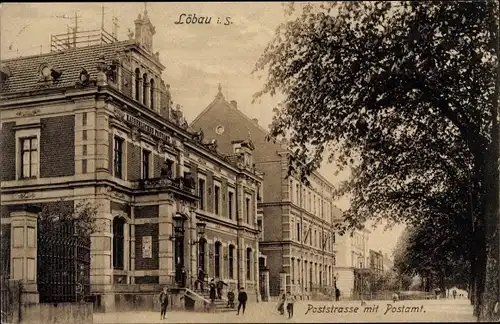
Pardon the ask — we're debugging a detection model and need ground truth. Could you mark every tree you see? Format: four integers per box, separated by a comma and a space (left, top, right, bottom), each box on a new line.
253, 1, 499, 320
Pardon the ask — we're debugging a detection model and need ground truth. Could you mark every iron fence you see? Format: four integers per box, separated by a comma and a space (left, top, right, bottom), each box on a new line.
37, 221, 90, 303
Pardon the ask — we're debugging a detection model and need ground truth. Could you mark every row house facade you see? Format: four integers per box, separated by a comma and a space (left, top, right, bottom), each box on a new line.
0, 10, 262, 312
190, 89, 343, 299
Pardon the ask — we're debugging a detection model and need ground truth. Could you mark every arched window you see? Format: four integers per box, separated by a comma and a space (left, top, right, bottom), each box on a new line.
214, 241, 221, 278
134, 68, 140, 101
228, 245, 235, 279
246, 248, 252, 280
113, 217, 126, 270
142, 73, 148, 105
198, 238, 206, 272
150, 78, 155, 109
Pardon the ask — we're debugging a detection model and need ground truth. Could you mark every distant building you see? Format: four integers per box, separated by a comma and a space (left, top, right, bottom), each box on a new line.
369, 250, 384, 277
0, 9, 261, 312
191, 88, 371, 300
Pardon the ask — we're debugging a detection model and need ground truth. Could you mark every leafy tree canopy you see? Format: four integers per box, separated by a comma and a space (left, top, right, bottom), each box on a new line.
254, 1, 497, 233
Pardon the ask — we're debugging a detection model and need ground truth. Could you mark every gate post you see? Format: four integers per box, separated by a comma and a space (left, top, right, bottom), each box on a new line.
9, 205, 41, 304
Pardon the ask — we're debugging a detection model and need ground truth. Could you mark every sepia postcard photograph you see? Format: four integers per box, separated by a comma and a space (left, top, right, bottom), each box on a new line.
0, 1, 499, 323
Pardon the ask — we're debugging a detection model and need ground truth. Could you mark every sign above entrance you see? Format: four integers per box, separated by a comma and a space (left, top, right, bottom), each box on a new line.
114, 107, 173, 145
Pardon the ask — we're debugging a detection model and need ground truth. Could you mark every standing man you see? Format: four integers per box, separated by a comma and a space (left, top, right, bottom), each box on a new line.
335, 287, 341, 302
158, 286, 169, 320
237, 287, 248, 315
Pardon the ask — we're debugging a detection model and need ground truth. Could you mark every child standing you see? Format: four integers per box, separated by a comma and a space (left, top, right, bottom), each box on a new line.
227, 287, 235, 308
158, 286, 169, 320
285, 292, 296, 318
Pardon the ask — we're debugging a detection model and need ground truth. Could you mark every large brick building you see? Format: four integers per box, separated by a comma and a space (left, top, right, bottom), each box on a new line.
0, 10, 262, 311
191, 90, 345, 299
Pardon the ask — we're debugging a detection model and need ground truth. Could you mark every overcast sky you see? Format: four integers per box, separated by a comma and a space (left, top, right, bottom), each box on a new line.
1, 2, 405, 257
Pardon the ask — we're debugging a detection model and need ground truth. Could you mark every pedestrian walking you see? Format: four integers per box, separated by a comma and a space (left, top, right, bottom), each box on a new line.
158, 286, 169, 320
284, 292, 296, 318
216, 277, 228, 299
392, 291, 399, 303
236, 287, 248, 315
452, 289, 457, 299
335, 288, 341, 302
209, 281, 217, 304
227, 287, 235, 308
277, 292, 285, 315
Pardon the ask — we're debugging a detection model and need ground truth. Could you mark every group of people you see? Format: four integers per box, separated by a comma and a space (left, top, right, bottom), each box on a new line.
277, 292, 297, 318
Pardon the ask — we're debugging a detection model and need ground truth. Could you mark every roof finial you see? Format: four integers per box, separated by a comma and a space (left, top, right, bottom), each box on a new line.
216, 83, 224, 99
144, 2, 148, 15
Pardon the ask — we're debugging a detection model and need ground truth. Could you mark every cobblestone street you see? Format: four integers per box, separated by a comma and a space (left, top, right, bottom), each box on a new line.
94, 298, 475, 323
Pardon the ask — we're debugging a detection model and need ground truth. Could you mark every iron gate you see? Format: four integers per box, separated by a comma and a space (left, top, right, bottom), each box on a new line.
37, 221, 91, 303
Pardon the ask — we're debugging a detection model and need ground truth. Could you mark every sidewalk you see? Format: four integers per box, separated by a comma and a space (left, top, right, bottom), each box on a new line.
94, 299, 477, 323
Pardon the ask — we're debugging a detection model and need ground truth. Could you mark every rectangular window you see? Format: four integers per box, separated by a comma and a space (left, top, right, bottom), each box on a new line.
20, 137, 38, 179
82, 130, 87, 141
142, 149, 151, 179
214, 185, 220, 215
289, 179, 293, 201
114, 137, 124, 179
246, 248, 251, 280
82, 144, 87, 156
296, 184, 299, 206
229, 246, 234, 279
228, 191, 234, 220
198, 178, 206, 210
297, 223, 301, 242
82, 159, 87, 174
246, 198, 250, 224
82, 112, 88, 126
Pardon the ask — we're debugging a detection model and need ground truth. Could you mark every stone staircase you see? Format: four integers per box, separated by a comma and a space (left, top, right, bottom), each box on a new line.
185, 288, 236, 313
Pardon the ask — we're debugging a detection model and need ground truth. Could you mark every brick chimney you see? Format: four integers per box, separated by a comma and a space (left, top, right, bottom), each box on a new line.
230, 100, 237, 109
252, 118, 258, 125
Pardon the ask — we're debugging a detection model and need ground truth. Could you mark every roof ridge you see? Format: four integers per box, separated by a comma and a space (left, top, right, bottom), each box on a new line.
1, 39, 132, 63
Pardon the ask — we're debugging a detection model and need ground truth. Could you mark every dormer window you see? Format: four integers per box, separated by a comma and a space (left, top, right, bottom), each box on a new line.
39, 63, 52, 81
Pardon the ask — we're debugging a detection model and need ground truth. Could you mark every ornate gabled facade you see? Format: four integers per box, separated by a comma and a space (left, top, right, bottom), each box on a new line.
0, 10, 262, 312
191, 88, 345, 300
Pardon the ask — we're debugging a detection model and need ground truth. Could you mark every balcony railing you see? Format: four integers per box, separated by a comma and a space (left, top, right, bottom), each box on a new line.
134, 176, 197, 198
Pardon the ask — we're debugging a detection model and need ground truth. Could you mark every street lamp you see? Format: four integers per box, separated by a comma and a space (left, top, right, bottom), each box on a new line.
196, 222, 206, 238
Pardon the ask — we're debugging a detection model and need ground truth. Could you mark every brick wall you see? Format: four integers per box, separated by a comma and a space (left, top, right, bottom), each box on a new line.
262, 205, 283, 241
1, 223, 11, 276
135, 223, 159, 270
127, 142, 141, 181
0, 122, 15, 181
134, 205, 158, 219
154, 154, 162, 178
40, 115, 75, 177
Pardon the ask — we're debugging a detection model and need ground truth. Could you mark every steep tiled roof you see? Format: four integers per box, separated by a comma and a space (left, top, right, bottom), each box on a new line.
1, 40, 133, 94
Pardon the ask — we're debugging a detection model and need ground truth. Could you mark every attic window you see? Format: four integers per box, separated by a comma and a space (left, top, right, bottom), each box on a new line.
39, 64, 52, 81
38, 63, 62, 82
